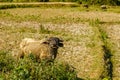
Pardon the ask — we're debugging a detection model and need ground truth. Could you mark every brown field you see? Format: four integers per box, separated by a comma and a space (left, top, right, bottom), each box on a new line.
0, 4, 120, 80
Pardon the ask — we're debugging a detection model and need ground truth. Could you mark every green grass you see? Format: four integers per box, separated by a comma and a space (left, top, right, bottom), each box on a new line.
0, 50, 77, 80
0, 2, 80, 9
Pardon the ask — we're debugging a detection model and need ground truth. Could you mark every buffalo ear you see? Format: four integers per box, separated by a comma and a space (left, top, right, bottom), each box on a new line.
42, 41, 49, 44
58, 43, 63, 47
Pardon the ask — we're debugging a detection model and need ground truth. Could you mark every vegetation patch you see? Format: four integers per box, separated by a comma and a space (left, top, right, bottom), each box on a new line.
0, 2, 80, 9
0, 50, 77, 80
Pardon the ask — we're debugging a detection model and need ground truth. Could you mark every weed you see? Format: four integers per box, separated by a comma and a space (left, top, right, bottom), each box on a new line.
89, 18, 100, 27
38, 24, 51, 34
0, 50, 15, 73
0, 50, 77, 80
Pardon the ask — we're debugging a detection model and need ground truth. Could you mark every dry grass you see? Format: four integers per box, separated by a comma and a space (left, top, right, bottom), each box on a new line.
0, 6, 120, 79
0, 7, 120, 23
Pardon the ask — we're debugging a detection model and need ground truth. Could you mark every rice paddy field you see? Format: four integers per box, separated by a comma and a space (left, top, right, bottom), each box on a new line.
0, 2, 120, 80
